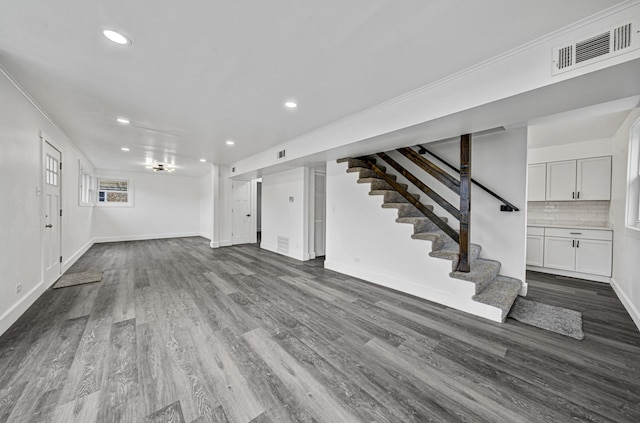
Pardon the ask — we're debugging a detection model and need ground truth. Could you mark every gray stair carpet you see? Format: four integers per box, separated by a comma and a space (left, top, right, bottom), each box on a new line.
343, 157, 522, 322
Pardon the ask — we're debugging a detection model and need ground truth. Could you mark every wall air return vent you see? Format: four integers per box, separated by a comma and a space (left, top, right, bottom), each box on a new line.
552, 18, 640, 75
277, 149, 286, 159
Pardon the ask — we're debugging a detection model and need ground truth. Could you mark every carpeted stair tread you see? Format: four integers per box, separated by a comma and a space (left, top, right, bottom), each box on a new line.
430, 243, 482, 268
450, 258, 501, 293
472, 276, 522, 322
370, 190, 420, 204
350, 168, 397, 181
359, 178, 409, 191
382, 203, 433, 218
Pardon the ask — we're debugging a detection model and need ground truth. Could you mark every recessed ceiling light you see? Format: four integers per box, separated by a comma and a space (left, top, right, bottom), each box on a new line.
284, 101, 297, 109
117, 117, 130, 124
121, 147, 130, 152
225, 140, 235, 146
102, 29, 131, 45
199, 158, 207, 162
146, 166, 153, 169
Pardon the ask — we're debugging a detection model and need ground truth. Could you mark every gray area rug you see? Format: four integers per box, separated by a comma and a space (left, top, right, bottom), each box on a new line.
508, 297, 584, 340
53, 271, 103, 289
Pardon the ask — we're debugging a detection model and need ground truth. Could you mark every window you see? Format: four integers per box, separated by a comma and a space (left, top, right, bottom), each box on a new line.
79, 163, 94, 206
45, 154, 59, 186
96, 177, 133, 206
627, 117, 640, 230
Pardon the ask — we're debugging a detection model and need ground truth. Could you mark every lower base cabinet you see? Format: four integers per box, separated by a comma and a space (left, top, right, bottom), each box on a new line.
529, 226, 613, 279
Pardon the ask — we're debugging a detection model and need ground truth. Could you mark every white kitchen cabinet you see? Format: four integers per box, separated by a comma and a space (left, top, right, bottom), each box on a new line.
545, 160, 576, 201
576, 156, 612, 200
527, 163, 547, 202
574, 238, 613, 277
545, 156, 611, 201
542, 228, 612, 277
526, 227, 544, 266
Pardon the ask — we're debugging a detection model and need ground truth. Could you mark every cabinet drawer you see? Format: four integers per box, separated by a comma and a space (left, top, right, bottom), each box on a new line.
527, 226, 544, 236
544, 227, 612, 241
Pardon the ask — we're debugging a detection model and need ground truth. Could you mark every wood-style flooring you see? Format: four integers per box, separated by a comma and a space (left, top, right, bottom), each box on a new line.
0, 237, 639, 422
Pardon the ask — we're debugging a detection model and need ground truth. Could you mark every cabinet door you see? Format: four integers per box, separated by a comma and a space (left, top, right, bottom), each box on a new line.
526, 235, 544, 266
544, 236, 575, 271
546, 160, 577, 201
576, 156, 611, 200
575, 239, 612, 277
527, 163, 547, 201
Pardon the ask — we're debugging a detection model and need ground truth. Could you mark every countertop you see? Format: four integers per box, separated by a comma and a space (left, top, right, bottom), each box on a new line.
527, 223, 613, 231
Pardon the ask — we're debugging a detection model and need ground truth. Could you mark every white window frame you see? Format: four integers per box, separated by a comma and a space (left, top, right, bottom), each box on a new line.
78, 162, 94, 207
626, 117, 640, 230
95, 177, 134, 207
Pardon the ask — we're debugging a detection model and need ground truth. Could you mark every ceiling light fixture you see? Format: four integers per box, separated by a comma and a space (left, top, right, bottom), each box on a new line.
121, 147, 130, 152
102, 29, 131, 45
199, 158, 207, 162
117, 117, 130, 124
225, 140, 235, 146
284, 101, 297, 109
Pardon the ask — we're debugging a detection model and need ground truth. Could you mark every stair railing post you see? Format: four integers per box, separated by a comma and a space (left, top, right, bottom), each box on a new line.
459, 134, 471, 273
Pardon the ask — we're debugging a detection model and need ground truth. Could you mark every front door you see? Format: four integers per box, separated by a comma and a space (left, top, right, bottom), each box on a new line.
232, 180, 251, 244
42, 140, 62, 285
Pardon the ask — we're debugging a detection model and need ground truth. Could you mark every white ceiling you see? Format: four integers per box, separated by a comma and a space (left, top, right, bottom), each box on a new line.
0, 0, 627, 176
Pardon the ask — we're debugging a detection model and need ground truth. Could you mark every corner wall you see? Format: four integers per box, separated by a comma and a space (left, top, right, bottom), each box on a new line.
610, 108, 640, 329
0, 68, 94, 335
92, 169, 200, 242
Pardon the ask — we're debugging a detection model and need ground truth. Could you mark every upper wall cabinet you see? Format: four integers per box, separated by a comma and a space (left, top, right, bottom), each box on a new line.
527, 163, 547, 201
545, 156, 611, 201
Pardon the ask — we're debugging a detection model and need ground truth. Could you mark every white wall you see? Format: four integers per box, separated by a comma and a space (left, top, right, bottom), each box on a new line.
92, 169, 200, 242
610, 108, 640, 330
200, 169, 213, 240
261, 167, 310, 260
0, 68, 94, 335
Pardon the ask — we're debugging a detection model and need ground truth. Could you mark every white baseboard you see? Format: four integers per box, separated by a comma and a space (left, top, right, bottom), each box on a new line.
63, 239, 94, 273
610, 278, 640, 331
93, 232, 201, 243
0, 279, 47, 336
199, 232, 212, 241
526, 265, 610, 283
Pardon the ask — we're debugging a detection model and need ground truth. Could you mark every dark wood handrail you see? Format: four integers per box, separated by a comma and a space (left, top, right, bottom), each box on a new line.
417, 144, 519, 212
396, 147, 460, 195
358, 157, 460, 244
376, 152, 461, 221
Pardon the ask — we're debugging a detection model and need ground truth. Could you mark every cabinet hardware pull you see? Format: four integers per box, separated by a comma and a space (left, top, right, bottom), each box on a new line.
569, 232, 582, 235
577, 191, 580, 199
572, 240, 575, 247
576, 240, 580, 248
572, 192, 575, 199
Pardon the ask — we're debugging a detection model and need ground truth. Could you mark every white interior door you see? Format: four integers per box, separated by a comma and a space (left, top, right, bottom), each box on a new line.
43, 140, 62, 285
232, 180, 251, 244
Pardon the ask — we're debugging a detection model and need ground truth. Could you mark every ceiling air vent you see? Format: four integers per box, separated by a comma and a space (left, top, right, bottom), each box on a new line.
552, 18, 640, 75
277, 149, 286, 159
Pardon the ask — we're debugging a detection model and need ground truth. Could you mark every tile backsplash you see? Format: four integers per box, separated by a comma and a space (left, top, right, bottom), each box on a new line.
527, 201, 610, 227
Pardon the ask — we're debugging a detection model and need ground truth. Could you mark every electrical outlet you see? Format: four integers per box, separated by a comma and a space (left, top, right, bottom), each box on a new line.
16, 283, 22, 294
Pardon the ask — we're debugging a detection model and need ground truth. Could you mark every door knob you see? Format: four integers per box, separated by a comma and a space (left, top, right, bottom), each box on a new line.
45, 224, 53, 228
246, 214, 251, 217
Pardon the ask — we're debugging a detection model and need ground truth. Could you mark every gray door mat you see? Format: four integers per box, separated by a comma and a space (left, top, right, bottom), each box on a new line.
508, 297, 584, 340
53, 271, 103, 289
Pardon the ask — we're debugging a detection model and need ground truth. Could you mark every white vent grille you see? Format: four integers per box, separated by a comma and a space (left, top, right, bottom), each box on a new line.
277, 236, 290, 254
575, 32, 610, 63
557, 45, 573, 70
613, 23, 632, 51
552, 18, 639, 75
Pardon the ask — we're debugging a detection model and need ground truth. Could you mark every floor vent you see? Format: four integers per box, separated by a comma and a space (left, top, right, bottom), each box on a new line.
277, 236, 290, 255
552, 18, 639, 75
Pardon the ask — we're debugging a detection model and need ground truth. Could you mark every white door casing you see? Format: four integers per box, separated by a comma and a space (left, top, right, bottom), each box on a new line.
232, 180, 251, 244
42, 139, 62, 285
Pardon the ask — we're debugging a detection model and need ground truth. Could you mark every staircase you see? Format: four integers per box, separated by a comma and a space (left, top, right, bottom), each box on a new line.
337, 156, 522, 322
